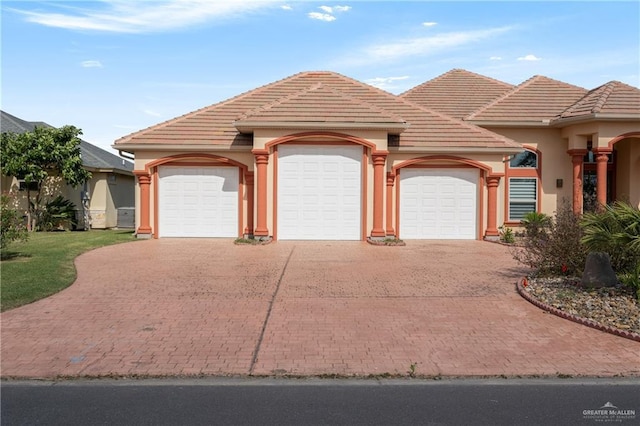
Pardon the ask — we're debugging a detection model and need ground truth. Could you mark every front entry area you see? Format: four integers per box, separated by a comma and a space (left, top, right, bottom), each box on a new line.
399, 168, 478, 239
277, 145, 362, 240
158, 166, 239, 237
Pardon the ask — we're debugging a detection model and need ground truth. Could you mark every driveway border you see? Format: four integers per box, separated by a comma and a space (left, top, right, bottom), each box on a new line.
517, 278, 640, 342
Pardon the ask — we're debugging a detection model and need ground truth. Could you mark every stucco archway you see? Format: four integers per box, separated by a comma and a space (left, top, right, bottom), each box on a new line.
134, 153, 251, 238
391, 155, 503, 240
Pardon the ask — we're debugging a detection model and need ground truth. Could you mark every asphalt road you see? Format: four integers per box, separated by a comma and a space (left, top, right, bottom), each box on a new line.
2, 378, 639, 425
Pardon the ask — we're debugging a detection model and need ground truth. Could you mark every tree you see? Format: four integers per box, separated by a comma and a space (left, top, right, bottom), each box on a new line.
0, 125, 91, 231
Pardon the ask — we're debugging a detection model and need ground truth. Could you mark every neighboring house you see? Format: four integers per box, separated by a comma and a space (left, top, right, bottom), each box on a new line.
1, 110, 135, 229
114, 70, 640, 240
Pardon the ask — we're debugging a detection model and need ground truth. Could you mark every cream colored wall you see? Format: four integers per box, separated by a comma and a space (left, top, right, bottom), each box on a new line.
629, 139, 640, 208
615, 138, 640, 208
484, 127, 573, 218
251, 129, 389, 151
88, 173, 109, 228
561, 121, 640, 150
1, 171, 134, 229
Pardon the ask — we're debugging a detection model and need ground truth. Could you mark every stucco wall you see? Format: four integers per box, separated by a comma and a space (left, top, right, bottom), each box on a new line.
483, 127, 573, 218
2, 172, 133, 230
615, 138, 640, 208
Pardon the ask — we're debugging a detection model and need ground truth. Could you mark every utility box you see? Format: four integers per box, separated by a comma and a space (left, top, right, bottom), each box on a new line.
117, 207, 135, 229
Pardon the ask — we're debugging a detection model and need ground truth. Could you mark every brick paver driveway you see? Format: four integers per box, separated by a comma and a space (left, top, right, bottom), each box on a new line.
2, 240, 638, 378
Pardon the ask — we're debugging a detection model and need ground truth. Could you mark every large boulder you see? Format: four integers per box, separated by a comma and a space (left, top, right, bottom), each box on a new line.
581, 252, 618, 288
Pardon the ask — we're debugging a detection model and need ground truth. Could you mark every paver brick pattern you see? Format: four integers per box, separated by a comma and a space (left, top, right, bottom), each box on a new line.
1, 240, 638, 379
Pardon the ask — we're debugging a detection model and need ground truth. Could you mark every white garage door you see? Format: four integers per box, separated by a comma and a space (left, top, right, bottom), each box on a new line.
278, 145, 361, 240
158, 166, 239, 237
400, 168, 477, 239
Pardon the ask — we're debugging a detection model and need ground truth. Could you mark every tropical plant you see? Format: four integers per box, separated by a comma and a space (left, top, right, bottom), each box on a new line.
581, 201, 640, 275
1, 125, 90, 231
0, 194, 28, 250
499, 225, 515, 244
38, 196, 78, 231
520, 211, 550, 238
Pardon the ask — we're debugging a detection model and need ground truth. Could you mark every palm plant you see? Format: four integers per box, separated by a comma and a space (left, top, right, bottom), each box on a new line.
581, 201, 640, 298
37, 196, 78, 231
520, 211, 550, 238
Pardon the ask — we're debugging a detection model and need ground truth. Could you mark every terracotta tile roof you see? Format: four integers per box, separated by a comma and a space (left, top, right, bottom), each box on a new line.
235, 82, 408, 130
400, 69, 514, 119
115, 71, 521, 152
465, 75, 588, 124
554, 81, 640, 121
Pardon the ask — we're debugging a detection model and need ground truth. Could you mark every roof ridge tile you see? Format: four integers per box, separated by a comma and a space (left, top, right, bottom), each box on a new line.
466, 75, 587, 121
237, 81, 407, 124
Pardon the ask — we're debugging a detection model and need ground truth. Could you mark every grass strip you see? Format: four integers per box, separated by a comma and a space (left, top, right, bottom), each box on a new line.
1, 230, 136, 312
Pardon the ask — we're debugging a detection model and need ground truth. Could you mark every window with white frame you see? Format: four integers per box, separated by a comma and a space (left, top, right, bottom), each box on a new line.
509, 178, 537, 221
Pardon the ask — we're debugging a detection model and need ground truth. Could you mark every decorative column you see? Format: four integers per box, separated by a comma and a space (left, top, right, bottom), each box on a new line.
371, 151, 388, 238
252, 149, 270, 237
485, 175, 501, 238
568, 149, 586, 215
385, 172, 395, 236
244, 172, 254, 237
134, 171, 153, 238
595, 149, 611, 208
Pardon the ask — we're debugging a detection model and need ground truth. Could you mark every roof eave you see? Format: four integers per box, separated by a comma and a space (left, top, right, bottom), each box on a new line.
551, 113, 640, 126
84, 166, 134, 176
233, 120, 409, 134
390, 145, 523, 154
465, 119, 553, 128
112, 143, 252, 153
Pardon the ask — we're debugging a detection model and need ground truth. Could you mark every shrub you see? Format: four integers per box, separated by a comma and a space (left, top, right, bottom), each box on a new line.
512, 200, 587, 276
37, 196, 78, 231
1, 193, 29, 250
499, 225, 515, 244
581, 201, 640, 273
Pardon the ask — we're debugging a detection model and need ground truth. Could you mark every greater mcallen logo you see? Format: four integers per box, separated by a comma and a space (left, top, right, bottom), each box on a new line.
583, 402, 636, 422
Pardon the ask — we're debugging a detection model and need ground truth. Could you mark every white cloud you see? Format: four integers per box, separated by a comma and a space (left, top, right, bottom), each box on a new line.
422, 22, 437, 27
354, 27, 513, 64
81, 60, 103, 68
518, 54, 541, 61
142, 109, 162, 117
280, 5, 292, 11
10, 0, 282, 33
490, 56, 502, 61
308, 12, 336, 22
310, 5, 351, 21
364, 76, 410, 90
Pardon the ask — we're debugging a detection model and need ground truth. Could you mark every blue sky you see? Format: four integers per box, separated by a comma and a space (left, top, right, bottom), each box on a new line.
2, 1, 638, 154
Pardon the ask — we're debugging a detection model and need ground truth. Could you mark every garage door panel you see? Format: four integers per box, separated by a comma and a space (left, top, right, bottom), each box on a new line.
278, 146, 361, 240
400, 168, 477, 239
158, 166, 239, 238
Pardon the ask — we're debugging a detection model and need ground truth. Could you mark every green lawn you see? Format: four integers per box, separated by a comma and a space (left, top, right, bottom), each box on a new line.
1, 230, 136, 312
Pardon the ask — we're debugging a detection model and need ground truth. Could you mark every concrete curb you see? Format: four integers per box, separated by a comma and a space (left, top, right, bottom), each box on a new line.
516, 277, 640, 343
